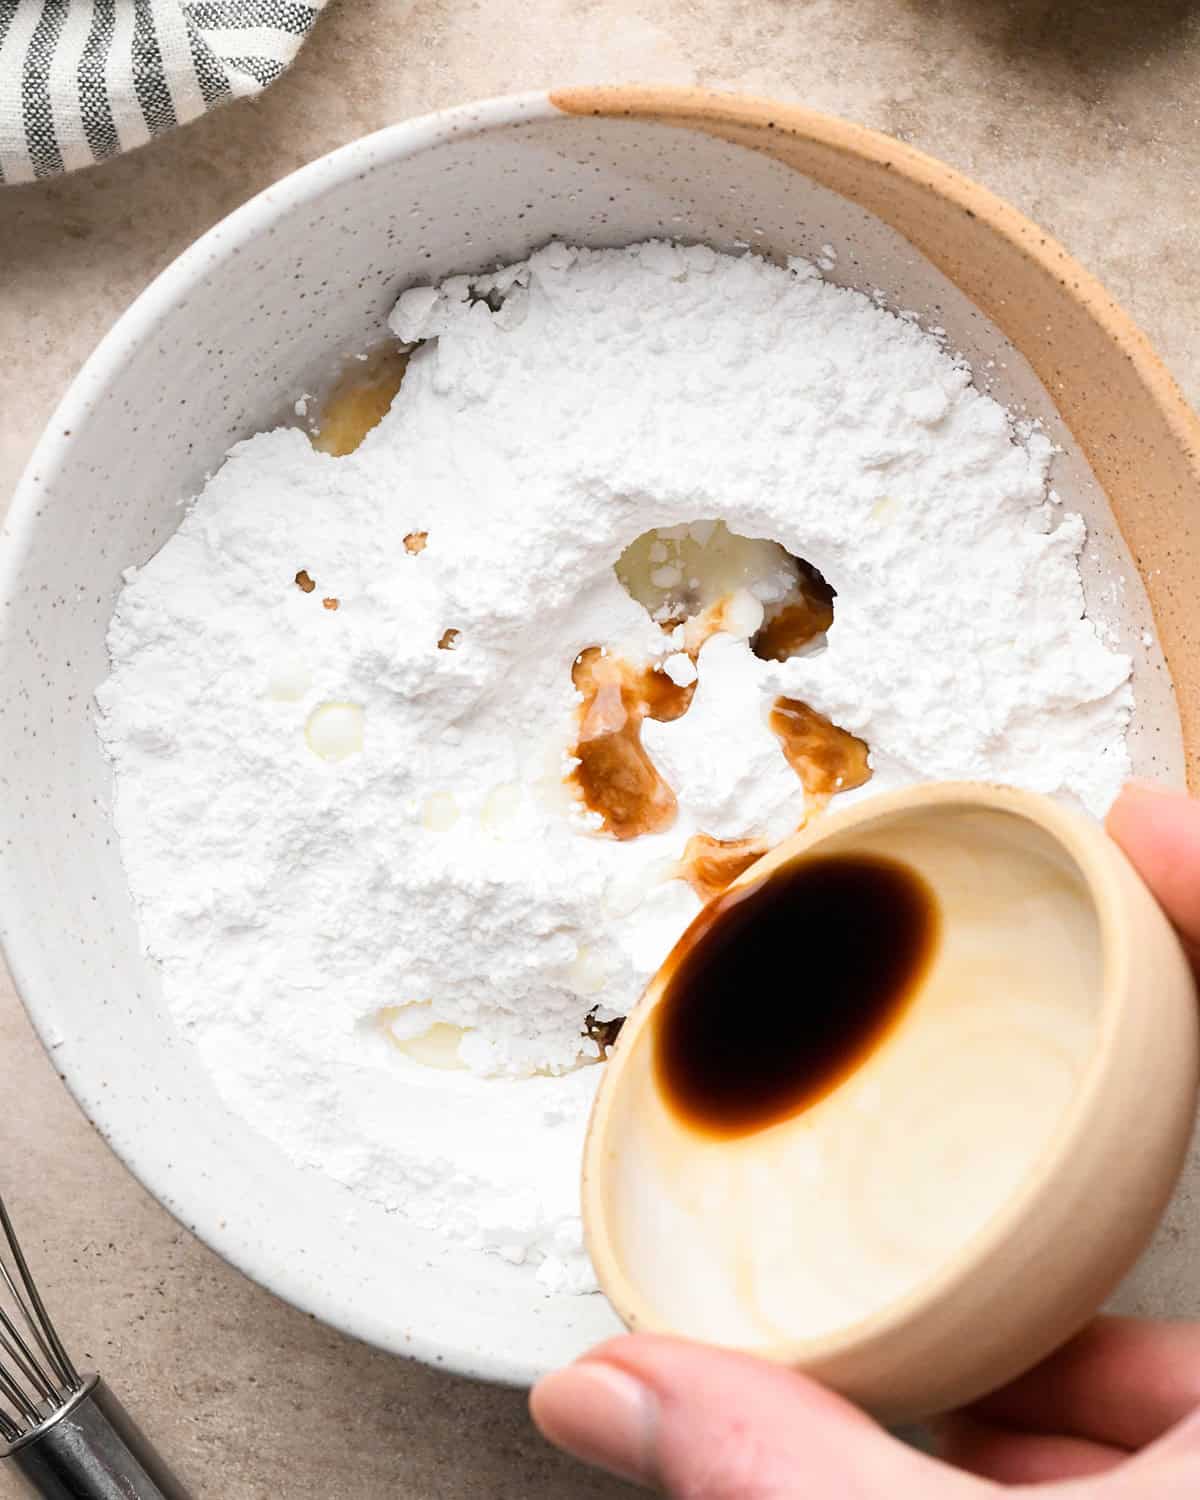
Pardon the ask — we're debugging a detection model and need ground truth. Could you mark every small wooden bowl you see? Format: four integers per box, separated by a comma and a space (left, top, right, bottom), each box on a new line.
583, 782, 1199, 1422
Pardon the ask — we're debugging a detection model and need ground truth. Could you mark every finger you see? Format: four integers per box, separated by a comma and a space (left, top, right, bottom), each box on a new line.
531, 1334, 984, 1497
1106, 782, 1200, 958
967, 1317, 1200, 1451
936, 1413, 1123, 1484
1092, 1409, 1200, 1497
1115, 1403, 1200, 1474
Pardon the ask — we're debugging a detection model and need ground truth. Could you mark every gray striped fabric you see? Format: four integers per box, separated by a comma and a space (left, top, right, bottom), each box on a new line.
0, 0, 324, 184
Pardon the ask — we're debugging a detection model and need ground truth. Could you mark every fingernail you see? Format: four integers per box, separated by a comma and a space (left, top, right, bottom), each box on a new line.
1123, 777, 1182, 797
531, 1360, 658, 1486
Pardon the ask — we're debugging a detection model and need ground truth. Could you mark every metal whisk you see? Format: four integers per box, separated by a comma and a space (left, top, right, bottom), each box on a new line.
0, 1193, 189, 1499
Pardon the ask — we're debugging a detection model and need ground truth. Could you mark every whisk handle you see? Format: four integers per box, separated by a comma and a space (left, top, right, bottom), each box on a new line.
5, 1375, 190, 1500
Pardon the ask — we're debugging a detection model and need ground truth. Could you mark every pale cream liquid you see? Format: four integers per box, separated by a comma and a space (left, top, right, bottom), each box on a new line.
600, 810, 1101, 1346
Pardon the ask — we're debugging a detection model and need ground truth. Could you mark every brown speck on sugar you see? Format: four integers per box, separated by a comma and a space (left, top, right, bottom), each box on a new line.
404, 532, 428, 555
323, 597, 340, 611
295, 569, 316, 593
584, 1008, 624, 1058
438, 628, 461, 650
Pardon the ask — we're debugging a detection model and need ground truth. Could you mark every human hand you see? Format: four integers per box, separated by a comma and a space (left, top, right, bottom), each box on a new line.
530, 780, 1200, 1495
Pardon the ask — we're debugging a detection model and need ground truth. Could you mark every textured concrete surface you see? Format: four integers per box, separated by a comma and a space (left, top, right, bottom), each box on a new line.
3, 0, 1200, 1494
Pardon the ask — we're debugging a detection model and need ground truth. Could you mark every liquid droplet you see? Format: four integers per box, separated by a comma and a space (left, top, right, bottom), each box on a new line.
305, 702, 364, 761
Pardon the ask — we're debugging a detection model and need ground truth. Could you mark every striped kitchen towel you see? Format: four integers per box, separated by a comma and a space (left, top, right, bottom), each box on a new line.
0, 0, 325, 185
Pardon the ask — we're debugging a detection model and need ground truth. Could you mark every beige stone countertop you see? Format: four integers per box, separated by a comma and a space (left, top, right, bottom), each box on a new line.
4, 1, 1200, 1495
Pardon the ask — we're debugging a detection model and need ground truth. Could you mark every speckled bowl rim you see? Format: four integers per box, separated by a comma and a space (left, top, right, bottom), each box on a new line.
551, 85, 1200, 489
4, 86, 1199, 1385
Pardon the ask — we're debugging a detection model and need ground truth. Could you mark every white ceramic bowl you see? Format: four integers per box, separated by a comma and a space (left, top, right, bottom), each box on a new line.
2, 89, 1197, 1387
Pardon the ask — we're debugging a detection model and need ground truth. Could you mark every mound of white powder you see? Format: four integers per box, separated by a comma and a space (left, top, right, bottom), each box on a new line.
96, 242, 1132, 1291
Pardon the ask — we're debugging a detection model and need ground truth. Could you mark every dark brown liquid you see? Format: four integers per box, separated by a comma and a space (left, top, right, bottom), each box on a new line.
743, 561, 869, 805
654, 852, 938, 1139
769, 698, 872, 799
752, 561, 836, 662
675, 832, 768, 903
568, 647, 696, 840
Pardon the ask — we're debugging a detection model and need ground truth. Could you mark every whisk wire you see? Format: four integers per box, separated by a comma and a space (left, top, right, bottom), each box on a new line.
0, 1362, 40, 1427
0, 1195, 79, 1390
0, 1189, 190, 1497
0, 1193, 82, 1442
0, 1305, 59, 1401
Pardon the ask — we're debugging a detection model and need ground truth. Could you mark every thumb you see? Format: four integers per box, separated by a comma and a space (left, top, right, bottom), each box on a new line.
1106, 781, 1200, 962
530, 1334, 985, 1496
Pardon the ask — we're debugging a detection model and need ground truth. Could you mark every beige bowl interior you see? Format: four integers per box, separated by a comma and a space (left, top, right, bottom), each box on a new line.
2, 89, 1199, 1387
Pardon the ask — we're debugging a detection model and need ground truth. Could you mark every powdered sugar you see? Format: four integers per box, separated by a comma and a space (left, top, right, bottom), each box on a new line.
96, 242, 1132, 1292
